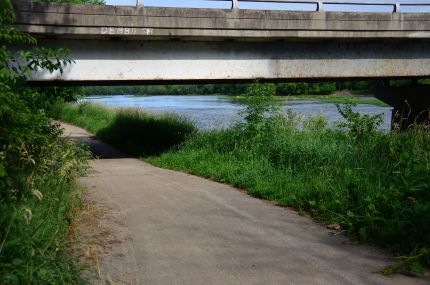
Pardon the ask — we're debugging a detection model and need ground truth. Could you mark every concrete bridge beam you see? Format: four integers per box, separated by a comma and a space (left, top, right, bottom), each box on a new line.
22, 39, 430, 83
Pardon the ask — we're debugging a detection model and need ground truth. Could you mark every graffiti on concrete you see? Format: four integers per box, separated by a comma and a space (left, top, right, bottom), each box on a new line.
101, 27, 154, 35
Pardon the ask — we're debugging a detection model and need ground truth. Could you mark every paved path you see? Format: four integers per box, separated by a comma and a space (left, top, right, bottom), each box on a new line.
61, 122, 429, 285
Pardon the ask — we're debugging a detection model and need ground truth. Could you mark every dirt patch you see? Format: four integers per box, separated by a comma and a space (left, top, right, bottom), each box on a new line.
73, 191, 138, 285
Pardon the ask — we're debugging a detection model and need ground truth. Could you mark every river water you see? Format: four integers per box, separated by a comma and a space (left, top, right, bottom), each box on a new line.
83, 95, 393, 131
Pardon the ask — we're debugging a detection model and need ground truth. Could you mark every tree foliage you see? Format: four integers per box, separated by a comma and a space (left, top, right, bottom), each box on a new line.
80, 81, 384, 96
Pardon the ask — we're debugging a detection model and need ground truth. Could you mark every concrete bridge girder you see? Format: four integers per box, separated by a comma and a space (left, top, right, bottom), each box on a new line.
29, 40, 430, 83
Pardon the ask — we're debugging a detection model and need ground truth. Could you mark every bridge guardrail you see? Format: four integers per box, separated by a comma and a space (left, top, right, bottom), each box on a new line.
135, 0, 430, 13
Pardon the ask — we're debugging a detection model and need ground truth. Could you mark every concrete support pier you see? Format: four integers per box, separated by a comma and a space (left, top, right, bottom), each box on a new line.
375, 85, 430, 129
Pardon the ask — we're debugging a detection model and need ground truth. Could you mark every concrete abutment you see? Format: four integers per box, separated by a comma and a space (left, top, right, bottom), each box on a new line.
375, 84, 430, 130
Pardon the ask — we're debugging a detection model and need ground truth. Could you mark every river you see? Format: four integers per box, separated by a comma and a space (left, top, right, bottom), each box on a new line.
83, 95, 393, 131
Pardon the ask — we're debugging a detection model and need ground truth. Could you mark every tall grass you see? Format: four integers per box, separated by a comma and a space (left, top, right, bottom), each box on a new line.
0, 170, 87, 284
56, 102, 196, 156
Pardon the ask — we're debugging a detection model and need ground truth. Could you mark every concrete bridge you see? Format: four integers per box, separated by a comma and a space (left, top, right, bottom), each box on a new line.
13, 0, 430, 83
12, 0, 430, 126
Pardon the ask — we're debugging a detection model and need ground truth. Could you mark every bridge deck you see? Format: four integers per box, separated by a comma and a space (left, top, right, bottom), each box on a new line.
13, 0, 430, 41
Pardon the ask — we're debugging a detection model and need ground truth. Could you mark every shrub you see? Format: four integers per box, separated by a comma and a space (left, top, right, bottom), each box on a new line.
336, 103, 384, 140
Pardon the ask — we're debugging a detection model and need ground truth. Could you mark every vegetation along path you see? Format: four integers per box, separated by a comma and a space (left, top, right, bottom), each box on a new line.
61, 122, 429, 285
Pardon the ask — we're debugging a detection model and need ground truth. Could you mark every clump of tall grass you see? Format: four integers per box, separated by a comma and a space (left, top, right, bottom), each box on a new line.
57, 102, 196, 156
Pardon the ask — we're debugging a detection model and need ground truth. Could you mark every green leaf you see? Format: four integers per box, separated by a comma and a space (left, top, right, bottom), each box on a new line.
0, 163, 6, 177
409, 262, 424, 274
12, 258, 24, 266
359, 227, 367, 239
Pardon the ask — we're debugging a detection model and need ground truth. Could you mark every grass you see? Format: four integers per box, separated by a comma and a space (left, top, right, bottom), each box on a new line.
288, 94, 388, 107
226, 94, 388, 107
1, 178, 83, 284
57, 100, 430, 273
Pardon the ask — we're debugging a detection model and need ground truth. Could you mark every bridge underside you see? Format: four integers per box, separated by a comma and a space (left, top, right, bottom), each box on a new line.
29, 39, 430, 85
375, 85, 430, 129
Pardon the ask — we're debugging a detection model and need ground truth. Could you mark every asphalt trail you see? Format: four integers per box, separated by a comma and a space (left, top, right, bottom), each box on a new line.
61, 121, 429, 285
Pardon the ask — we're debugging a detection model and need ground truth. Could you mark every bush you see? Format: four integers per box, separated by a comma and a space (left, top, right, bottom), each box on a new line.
1, 1, 90, 283
336, 103, 384, 140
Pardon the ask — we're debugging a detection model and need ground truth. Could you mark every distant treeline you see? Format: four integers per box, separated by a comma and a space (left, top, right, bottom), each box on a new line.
82, 79, 428, 96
